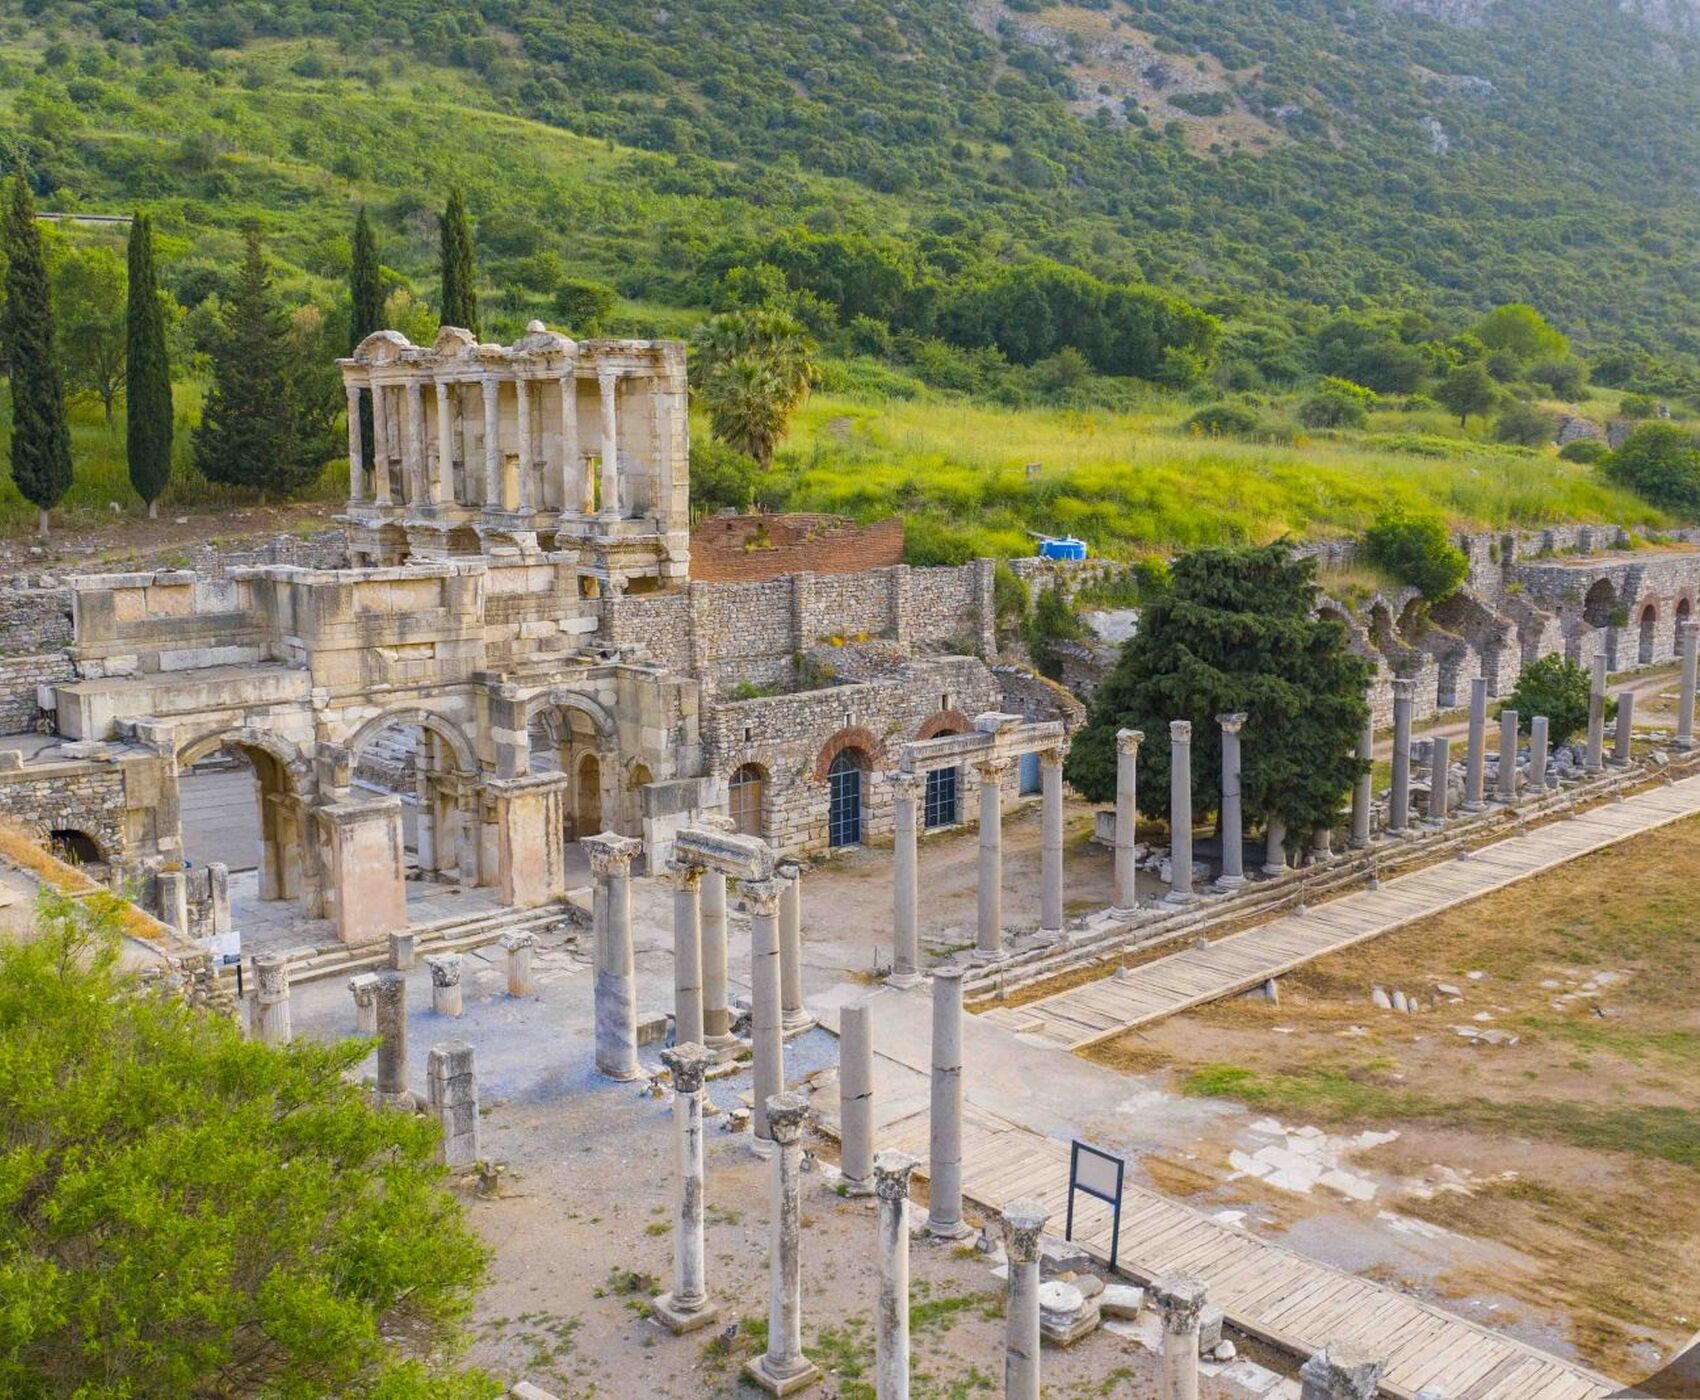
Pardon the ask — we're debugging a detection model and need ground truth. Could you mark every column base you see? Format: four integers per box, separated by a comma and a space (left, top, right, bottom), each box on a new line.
749, 1134, 775, 1160
1459, 801, 1486, 813
1261, 864, 1287, 877
781, 1011, 818, 1038
1348, 837, 1370, 850
970, 945, 1004, 965
927, 1216, 975, 1241
652, 1292, 720, 1335
1213, 874, 1246, 892
886, 969, 925, 989
743, 1354, 822, 1396
1163, 888, 1196, 906
1035, 925, 1064, 944
1672, 738, 1694, 751
840, 1175, 875, 1198
1108, 905, 1140, 920
596, 1060, 645, 1084
705, 1032, 742, 1057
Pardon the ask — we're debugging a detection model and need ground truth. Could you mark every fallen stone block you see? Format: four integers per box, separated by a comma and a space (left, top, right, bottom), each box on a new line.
1100, 1283, 1144, 1319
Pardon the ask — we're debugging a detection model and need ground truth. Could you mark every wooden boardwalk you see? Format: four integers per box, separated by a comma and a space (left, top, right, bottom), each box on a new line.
876, 1103, 1620, 1400
981, 776, 1700, 1051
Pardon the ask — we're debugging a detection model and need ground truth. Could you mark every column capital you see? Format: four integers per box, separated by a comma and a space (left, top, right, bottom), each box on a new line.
775, 857, 803, 882
871, 1149, 918, 1202
999, 1197, 1048, 1263
1169, 719, 1192, 743
662, 1041, 715, 1094
974, 755, 1013, 781
1216, 712, 1247, 734
663, 859, 704, 892
890, 770, 925, 799
739, 877, 782, 916
1116, 728, 1145, 754
426, 953, 462, 988
499, 929, 537, 952
1151, 1275, 1209, 1334
253, 952, 289, 1003
1038, 745, 1064, 769
583, 831, 643, 877
1391, 676, 1415, 701
765, 1091, 809, 1144
1299, 1346, 1385, 1400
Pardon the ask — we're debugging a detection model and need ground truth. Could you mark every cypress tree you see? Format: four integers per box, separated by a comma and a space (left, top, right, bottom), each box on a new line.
348, 205, 382, 471
2, 174, 73, 536
192, 227, 307, 504
125, 214, 173, 518
438, 187, 478, 337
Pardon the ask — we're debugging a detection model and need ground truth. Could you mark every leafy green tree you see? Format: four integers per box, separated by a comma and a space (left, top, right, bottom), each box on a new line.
349, 206, 382, 470
1603, 422, 1700, 516
690, 308, 819, 466
552, 277, 616, 334
125, 213, 173, 516
1529, 358, 1586, 398
688, 436, 761, 512
1436, 362, 1498, 427
2, 174, 73, 537
1064, 542, 1372, 843
1505, 654, 1606, 745
1298, 391, 1366, 429
0, 891, 495, 1398
193, 228, 314, 502
1473, 303, 1569, 363
1364, 509, 1469, 601
438, 187, 478, 337
1619, 393, 1659, 420
53, 242, 127, 427
1494, 401, 1557, 447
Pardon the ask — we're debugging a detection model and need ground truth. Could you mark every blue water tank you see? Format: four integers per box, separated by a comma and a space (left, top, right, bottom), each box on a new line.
1038, 536, 1088, 561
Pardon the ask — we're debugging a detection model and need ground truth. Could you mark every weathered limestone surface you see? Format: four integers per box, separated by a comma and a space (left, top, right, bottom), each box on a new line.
927, 966, 970, 1239
839, 1003, 874, 1196
426, 1040, 480, 1168
873, 1150, 918, 1399
248, 951, 291, 1045
1152, 1276, 1207, 1400
653, 1043, 719, 1334
745, 1093, 820, 1395
1000, 1199, 1048, 1400
427, 952, 464, 1017
373, 971, 412, 1110
586, 832, 643, 1082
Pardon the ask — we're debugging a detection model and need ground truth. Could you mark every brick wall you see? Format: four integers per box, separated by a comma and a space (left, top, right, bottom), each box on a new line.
690, 513, 904, 583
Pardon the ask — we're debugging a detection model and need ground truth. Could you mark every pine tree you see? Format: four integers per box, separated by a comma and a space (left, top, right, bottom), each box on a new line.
2, 173, 74, 536
348, 205, 382, 471
438, 187, 478, 337
125, 214, 173, 518
193, 228, 310, 504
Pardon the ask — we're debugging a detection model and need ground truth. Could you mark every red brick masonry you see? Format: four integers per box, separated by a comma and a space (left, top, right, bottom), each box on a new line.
689, 513, 904, 583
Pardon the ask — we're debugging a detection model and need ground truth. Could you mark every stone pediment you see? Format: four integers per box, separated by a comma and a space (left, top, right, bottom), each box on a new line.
351, 329, 413, 364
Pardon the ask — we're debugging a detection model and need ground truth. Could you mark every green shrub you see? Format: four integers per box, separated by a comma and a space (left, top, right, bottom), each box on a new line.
1494, 402, 1557, 446
1317, 376, 1379, 405
1558, 437, 1608, 463
1299, 392, 1367, 429
1506, 654, 1604, 745
551, 277, 617, 333
1603, 422, 1700, 516
1185, 402, 1262, 438
1363, 509, 1469, 601
689, 438, 761, 513
1620, 393, 1660, 420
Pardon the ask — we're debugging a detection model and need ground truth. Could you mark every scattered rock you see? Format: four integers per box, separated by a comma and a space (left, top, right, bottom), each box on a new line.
1371, 986, 1393, 1010
1197, 1304, 1224, 1353
1100, 1284, 1144, 1319
1211, 1339, 1237, 1362
1392, 990, 1410, 1014
1434, 982, 1463, 998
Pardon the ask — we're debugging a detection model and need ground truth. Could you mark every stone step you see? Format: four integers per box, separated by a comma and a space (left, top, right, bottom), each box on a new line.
285, 900, 581, 984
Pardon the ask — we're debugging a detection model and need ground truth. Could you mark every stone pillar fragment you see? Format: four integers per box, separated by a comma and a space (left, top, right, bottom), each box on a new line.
744, 877, 785, 1147
248, 951, 292, 1045
404, 379, 426, 504
1216, 714, 1247, 888
586, 832, 644, 1082
1298, 1345, 1386, 1400
1112, 729, 1143, 914
1529, 715, 1549, 793
1262, 818, 1287, 876
350, 971, 379, 1034
1153, 1276, 1208, 1400
321, 795, 407, 947
654, 1044, 720, 1334
1000, 1199, 1047, 1400
1463, 676, 1489, 810
669, 861, 705, 1047
426, 1040, 479, 1168
1039, 747, 1065, 936
1585, 656, 1607, 774
501, 929, 537, 997
371, 382, 392, 504
1497, 709, 1520, 800
701, 869, 734, 1046
208, 861, 231, 934
928, 966, 970, 1239
373, 971, 412, 1110
1167, 720, 1195, 902
1389, 678, 1414, 835
1427, 735, 1451, 823
890, 772, 924, 985
514, 377, 532, 508
389, 928, 416, 971
1613, 688, 1635, 766
1680, 620, 1698, 750
157, 868, 189, 935
874, 1150, 919, 1400
427, 953, 463, 1018
777, 860, 809, 1030
744, 1093, 821, 1395
839, 1002, 874, 1195
974, 759, 1010, 959
1350, 708, 1374, 847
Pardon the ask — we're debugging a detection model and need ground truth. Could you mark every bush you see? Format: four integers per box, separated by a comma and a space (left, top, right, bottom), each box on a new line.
688, 438, 761, 513
1298, 392, 1367, 429
1558, 437, 1608, 463
1186, 402, 1262, 438
1529, 358, 1587, 398
1363, 509, 1469, 601
1316, 376, 1378, 405
551, 277, 617, 333
1603, 422, 1700, 516
1620, 393, 1659, 420
1506, 654, 1602, 745
1494, 402, 1557, 446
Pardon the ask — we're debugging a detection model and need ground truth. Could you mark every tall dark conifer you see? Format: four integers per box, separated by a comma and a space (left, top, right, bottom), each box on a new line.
348, 205, 382, 471
2, 173, 73, 536
193, 227, 307, 504
438, 188, 478, 337
125, 214, 173, 518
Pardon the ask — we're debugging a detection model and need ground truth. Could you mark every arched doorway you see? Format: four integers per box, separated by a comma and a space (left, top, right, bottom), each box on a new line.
1677, 597, 1692, 652
1583, 579, 1621, 669
730, 762, 767, 838
177, 732, 317, 914
577, 753, 603, 834
349, 711, 479, 885
828, 748, 869, 848
1639, 602, 1658, 665
49, 829, 102, 867
530, 708, 612, 839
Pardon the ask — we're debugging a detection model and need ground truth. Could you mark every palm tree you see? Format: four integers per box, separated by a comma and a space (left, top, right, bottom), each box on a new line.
700, 356, 791, 466
689, 308, 819, 465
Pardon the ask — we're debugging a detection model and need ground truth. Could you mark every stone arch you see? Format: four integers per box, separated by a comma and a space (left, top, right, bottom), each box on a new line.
347, 707, 478, 777
176, 727, 316, 910
917, 709, 971, 741
1675, 594, 1693, 650
348, 707, 480, 886
728, 760, 770, 838
524, 687, 619, 746
812, 725, 885, 782
1638, 598, 1659, 665
48, 828, 103, 866
1582, 577, 1620, 628
177, 724, 313, 789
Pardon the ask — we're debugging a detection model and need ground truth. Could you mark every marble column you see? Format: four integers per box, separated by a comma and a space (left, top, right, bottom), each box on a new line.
345, 384, 364, 502
349, 972, 378, 1034
427, 953, 463, 1017
434, 380, 455, 504
1463, 676, 1489, 810
839, 1002, 874, 1196
598, 369, 620, 518
514, 377, 532, 509
1039, 747, 1065, 938
928, 965, 970, 1239
586, 833, 644, 1082
777, 860, 809, 1030
1112, 729, 1143, 914
1680, 620, 1698, 750
1613, 688, 1636, 765
1153, 1276, 1208, 1400
664, 861, 704, 1048
743, 877, 784, 1149
1298, 1346, 1386, 1400
1497, 708, 1520, 800
1350, 708, 1373, 847
745, 1093, 821, 1395
501, 929, 537, 996
374, 971, 412, 1110
248, 952, 292, 1045
1167, 720, 1195, 902
890, 772, 924, 985
1389, 678, 1414, 835
426, 1040, 479, 1168
873, 1150, 919, 1400
1262, 818, 1287, 876
701, 869, 734, 1047
1585, 656, 1607, 774
371, 382, 392, 504
405, 379, 426, 505
654, 1043, 720, 1334
1529, 716, 1549, 794
1427, 734, 1451, 823
974, 758, 1009, 960
560, 370, 586, 512
1000, 1198, 1047, 1400
1216, 713, 1247, 888
481, 376, 501, 507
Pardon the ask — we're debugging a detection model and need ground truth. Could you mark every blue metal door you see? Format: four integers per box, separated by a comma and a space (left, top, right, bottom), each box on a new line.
1019, 750, 1042, 795
828, 751, 864, 847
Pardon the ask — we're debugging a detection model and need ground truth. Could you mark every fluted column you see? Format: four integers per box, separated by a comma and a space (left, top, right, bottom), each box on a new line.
974, 758, 1009, 960
927, 965, 970, 1239
1112, 729, 1142, 914
1216, 713, 1247, 888
873, 1151, 919, 1400
598, 369, 620, 518
668, 861, 704, 1048
1679, 620, 1698, 750
1001, 1199, 1047, 1400
744, 1093, 821, 1394
1350, 707, 1373, 846
702, 869, 733, 1046
1039, 747, 1065, 937
743, 877, 784, 1149
345, 384, 364, 502
248, 952, 292, 1045
890, 771, 923, 985
586, 832, 644, 1082
1166, 720, 1195, 902
653, 1043, 719, 1334
1463, 676, 1488, 810
1389, 678, 1413, 834
1585, 656, 1606, 773
434, 380, 454, 504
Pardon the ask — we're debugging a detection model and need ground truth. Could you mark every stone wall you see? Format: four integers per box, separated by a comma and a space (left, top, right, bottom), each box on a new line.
0, 580, 73, 655
689, 513, 904, 582
0, 759, 130, 867
0, 653, 77, 735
